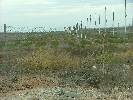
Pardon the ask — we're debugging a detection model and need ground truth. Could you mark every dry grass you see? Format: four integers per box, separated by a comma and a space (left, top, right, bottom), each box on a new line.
16, 48, 80, 71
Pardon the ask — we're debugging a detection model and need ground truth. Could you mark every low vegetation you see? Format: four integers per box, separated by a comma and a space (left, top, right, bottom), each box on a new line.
0, 31, 133, 99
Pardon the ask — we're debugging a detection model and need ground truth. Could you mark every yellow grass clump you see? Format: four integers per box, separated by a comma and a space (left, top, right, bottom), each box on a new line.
16, 48, 80, 71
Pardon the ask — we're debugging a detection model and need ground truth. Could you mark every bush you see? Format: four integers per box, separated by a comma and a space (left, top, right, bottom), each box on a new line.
16, 48, 80, 72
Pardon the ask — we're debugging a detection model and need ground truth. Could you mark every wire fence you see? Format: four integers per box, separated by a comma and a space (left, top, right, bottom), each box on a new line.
0, 25, 47, 33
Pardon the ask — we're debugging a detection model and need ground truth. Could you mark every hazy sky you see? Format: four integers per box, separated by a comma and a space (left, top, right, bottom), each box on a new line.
0, 0, 133, 31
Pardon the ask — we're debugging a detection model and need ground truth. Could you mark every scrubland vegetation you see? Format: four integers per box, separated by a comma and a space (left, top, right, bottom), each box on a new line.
0, 30, 133, 99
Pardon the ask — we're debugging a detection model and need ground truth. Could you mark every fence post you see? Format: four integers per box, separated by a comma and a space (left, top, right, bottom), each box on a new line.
4, 24, 6, 33
125, 0, 127, 34
132, 18, 133, 27
113, 11, 115, 35
99, 15, 101, 34
105, 7, 107, 33
118, 22, 120, 33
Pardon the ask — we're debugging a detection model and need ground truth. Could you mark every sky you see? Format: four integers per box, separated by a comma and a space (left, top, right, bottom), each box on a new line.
0, 0, 133, 31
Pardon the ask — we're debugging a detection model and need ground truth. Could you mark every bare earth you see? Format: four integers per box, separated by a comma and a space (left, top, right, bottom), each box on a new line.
0, 74, 133, 100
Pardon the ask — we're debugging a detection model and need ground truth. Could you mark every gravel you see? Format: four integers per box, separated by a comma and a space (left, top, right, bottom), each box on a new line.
1, 86, 133, 100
